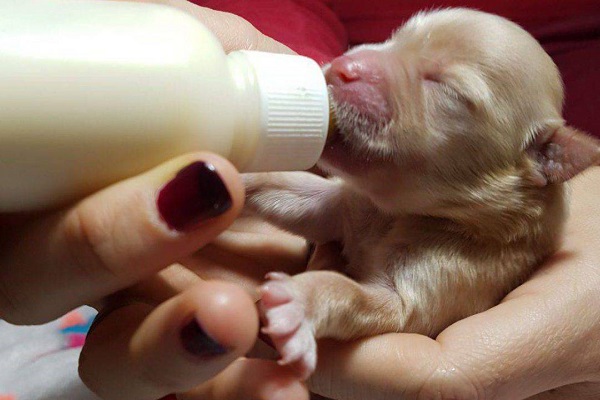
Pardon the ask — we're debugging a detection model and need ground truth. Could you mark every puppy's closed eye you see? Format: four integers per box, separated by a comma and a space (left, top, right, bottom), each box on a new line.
425, 65, 492, 111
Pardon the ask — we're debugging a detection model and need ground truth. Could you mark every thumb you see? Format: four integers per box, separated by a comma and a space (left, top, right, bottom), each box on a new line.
0, 153, 244, 324
198, 9, 297, 55
127, 0, 296, 54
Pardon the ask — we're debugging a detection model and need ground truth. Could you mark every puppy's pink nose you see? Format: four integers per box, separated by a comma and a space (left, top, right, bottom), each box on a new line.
325, 51, 392, 123
326, 55, 362, 85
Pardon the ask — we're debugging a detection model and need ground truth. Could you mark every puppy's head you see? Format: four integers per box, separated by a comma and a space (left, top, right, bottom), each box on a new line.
321, 8, 599, 219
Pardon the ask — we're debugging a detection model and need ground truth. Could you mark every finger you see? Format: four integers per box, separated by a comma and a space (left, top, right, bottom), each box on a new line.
115, 263, 204, 306
183, 217, 310, 294
311, 334, 445, 400
528, 382, 600, 400
184, 358, 308, 400
127, 0, 295, 54
0, 153, 244, 324
80, 280, 257, 400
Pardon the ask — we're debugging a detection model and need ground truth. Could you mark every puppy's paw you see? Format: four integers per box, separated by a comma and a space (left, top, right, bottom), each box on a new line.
259, 272, 317, 380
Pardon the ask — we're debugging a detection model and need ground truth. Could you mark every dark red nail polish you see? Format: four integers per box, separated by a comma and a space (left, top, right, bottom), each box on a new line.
157, 162, 232, 231
180, 319, 228, 358
258, 330, 275, 349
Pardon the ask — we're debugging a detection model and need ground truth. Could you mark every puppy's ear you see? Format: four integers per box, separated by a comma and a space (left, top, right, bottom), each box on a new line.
528, 125, 600, 186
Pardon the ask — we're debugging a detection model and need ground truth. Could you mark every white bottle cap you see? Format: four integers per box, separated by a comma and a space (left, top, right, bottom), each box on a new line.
236, 51, 330, 172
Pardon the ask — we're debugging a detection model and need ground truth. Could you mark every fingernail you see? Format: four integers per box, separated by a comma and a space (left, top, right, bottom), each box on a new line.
180, 319, 228, 358
258, 331, 276, 349
157, 162, 232, 231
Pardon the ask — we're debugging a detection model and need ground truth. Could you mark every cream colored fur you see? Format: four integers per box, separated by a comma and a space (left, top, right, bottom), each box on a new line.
244, 8, 600, 379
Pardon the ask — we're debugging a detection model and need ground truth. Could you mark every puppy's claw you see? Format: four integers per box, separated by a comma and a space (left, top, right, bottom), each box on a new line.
260, 278, 293, 308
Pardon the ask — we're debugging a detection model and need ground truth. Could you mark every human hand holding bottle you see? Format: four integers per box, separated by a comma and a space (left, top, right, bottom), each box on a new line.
0, 1, 308, 399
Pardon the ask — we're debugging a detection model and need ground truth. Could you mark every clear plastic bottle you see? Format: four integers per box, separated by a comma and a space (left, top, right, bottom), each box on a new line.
0, 0, 330, 211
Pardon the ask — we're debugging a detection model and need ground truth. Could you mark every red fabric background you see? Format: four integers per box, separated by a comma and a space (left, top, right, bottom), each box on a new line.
193, 0, 600, 137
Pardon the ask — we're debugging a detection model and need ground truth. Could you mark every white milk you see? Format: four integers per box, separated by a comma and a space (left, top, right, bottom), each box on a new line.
0, 0, 330, 211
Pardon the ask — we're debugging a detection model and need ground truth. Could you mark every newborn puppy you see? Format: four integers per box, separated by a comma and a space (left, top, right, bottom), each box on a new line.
245, 8, 600, 379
